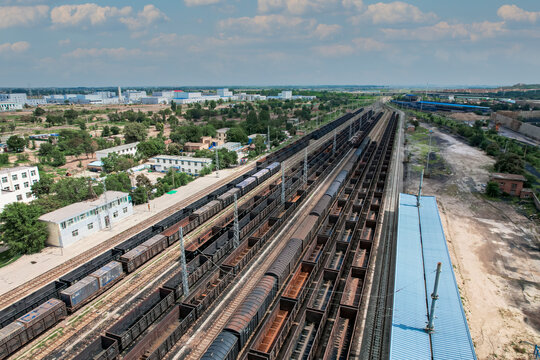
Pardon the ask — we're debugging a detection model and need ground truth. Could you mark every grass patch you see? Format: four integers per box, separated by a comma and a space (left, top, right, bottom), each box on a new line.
0, 250, 20, 268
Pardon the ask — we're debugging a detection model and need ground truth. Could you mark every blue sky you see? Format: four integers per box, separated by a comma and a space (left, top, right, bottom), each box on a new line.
0, 0, 539, 87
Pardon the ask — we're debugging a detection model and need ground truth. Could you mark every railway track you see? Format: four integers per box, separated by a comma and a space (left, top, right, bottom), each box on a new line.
169, 142, 360, 360
356, 107, 404, 360
10, 110, 369, 360
0, 163, 257, 310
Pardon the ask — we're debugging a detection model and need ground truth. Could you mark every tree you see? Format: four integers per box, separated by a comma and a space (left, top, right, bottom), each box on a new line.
33, 107, 45, 116
167, 143, 183, 155
0, 202, 48, 256
111, 126, 120, 135
226, 127, 248, 143
102, 125, 111, 137
124, 123, 148, 143
64, 109, 79, 122
494, 152, 524, 174
51, 177, 103, 205
171, 100, 177, 112
486, 181, 501, 197
7, 135, 25, 152
130, 186, 149, 205
0, 153, 9, 165
31, 172, 55, 197
137, 138, 166, 158
170, 125, 202, 144
101, 153, 136, 173
105, 173, 132, 192
253, 135, 266, 154
50, 149, 66, 166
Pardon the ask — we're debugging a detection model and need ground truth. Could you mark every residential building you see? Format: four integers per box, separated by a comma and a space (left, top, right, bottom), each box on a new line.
0, 93, 27, 104
151, 155, 212, 175
490, 173, 527, 196
0, 102, 23, 112
95, 142, 139, 161
0, 166, 40, 211
217, 88, 233, 97
183, 142, 208, 152
216, 128, 229, 142
39, 191, 133, 248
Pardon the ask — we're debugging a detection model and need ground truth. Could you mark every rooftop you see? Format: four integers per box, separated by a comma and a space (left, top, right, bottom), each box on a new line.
0, 166, 37, 175
151, 154, 212, 162
391, 193, 477, 360
95, 142, 139, 154
491, 173, 527, 182
39, 191, 129, 223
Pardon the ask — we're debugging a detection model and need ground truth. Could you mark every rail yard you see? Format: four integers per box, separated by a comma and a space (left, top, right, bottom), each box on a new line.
0, 106, 404, 360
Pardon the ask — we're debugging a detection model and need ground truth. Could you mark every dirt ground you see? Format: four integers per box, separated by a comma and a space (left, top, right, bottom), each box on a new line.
404, 123, 540, 359
448, 112, 490, 122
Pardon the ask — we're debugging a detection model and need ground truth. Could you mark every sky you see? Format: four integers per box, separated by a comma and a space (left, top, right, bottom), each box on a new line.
0, 0, 539, 87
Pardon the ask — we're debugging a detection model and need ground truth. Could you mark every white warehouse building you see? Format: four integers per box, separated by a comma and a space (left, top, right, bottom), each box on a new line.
0, 166, 40, 211
39, 191, 133, 248
96, 142, 139, 161
151, 155, 212, 176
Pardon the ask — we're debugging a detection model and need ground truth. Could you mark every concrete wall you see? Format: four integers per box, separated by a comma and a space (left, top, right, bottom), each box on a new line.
491, 112, 540, 142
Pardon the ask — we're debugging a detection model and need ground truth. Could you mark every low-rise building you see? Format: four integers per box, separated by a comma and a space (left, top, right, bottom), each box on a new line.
96, 142, 139, 161
39, 191, 133, 247
183, 142, 208, 152
0, 102, 23, 112
216, 128, 229, 142
151, 155, 212, 175
490, 173, 527, 196
0, 166, 40, 211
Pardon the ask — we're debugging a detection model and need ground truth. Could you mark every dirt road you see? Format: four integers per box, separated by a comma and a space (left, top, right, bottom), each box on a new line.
404, 123, 540, 359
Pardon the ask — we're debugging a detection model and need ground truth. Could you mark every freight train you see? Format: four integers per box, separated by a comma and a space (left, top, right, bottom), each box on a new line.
0, 108, 373, 360
201, 137, 371, 360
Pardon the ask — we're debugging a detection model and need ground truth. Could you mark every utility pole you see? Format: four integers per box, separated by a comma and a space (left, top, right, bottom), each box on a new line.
418, 169, 424, 207
426, 130, 433, 176
179, 227, 189, 298
102, 179, 111, 230
303, 148, 308, 186
233, 193, 239, 248
425, 262, 442, 333
214, 147, 220, 178
281, 165, 285, 204
349, 122, 352, 140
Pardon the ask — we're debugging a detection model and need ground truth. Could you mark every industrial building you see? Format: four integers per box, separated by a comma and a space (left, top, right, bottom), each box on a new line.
391, 194, 476, 359
151, 155, 212, 175
0, 166, 40, 211
39, 191, 133, 248
95, 142, 139, 161
391, 100, 490, 113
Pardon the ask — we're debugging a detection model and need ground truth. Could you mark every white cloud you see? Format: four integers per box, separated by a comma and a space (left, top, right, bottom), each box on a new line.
63, 47, 142, 59
257, 0, 339, 15
219, 14, 315, 34
312, 44, 355, 57
352, 1, 437, 25
313, 24, 341, 39
352, 37, 386, 51
119, 4, 168, 30
50, 3, 131, 27
342, 0, 363, 11
312, 36, 385, 57
497, 4, 540, 23
0, 41, 30, 54
0, 5, 48, 28
184, 0, 221, 6
381, 21, 505, 41
145, 33, 179, 47
58, 38, 71, 46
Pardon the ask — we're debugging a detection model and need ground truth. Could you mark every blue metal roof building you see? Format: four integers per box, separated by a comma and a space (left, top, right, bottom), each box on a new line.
391, 100, 490, 113
391, 193, 477, 360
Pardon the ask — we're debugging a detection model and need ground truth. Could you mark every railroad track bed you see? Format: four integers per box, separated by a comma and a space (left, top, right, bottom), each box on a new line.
0, 108, 375, 360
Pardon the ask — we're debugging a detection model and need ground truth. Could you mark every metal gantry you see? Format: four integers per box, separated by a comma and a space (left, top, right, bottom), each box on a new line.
303, 148, 308, 185
233, 193, 239, 248
179, 227, 189, 297
281, 164, 285, 204
333, 129, 337, 157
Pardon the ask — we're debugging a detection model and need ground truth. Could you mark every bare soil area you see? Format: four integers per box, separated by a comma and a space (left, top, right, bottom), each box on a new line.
404, 123, 540, 359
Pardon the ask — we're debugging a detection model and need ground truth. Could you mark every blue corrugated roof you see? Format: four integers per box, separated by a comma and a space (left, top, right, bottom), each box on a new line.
419, 196, 477, 360
418, 101, 490, 110
390, 193, 431, 360
391, 194, 477, 360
